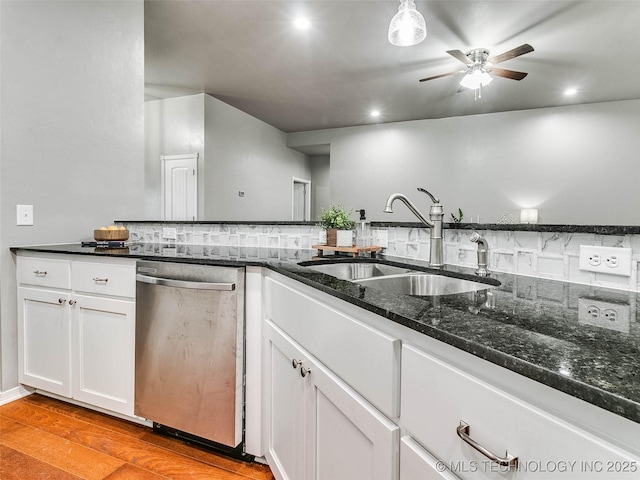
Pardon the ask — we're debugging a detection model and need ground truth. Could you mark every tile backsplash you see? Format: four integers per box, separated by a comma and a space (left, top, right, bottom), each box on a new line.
121, 222, 640, 292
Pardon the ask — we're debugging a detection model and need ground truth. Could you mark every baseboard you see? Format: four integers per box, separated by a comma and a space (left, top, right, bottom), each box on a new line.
0, 384, 34, 406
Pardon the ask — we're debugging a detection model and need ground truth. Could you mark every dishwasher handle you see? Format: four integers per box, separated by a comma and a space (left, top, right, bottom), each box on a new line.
136, 274, 236, 291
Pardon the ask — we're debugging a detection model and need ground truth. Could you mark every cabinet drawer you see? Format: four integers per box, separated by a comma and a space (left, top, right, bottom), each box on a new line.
17, 256, 71, 289
265, 276, 400, 418
401, 344, 639, 480
72, 261, 135, 298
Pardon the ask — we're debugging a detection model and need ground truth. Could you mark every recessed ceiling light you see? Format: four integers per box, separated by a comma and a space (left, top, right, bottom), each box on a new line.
370, 110, 381, 117
293, 17, 311, 30
564, 88, 578, 96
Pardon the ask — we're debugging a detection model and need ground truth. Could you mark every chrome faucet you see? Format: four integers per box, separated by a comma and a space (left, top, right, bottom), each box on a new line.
383, 187, 444, 268
469, 232, 490, 277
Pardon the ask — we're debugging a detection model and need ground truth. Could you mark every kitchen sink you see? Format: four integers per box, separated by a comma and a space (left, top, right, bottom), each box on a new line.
302, 262, 414, 280
300, 260, 499, 296
355, 273, 497, 296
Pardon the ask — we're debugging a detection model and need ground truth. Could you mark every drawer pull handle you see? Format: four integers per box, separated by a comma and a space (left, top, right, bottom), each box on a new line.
300, 367, 312, 378
33, 270, 47, 276
292, 359, 303, 369
456, 421, 518, 468
69, 299, 77, 306
92, 277, 109, 283
58, 298, 66, 304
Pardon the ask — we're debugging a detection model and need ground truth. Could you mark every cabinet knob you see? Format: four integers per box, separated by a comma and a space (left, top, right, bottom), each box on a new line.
33, 270, 47, 276
69, 299, 77, 306
292, 359, 303, 369
300, 367, 312, 378
58, 298, 66, 304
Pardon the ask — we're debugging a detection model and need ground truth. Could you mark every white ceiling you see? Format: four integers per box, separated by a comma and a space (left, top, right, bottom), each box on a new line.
144, 0, 640, 133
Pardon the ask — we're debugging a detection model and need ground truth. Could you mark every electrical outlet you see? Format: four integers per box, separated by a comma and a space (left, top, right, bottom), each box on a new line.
162, 227, 177, 240
578, 298, 630, 333
579, 246, 632, 276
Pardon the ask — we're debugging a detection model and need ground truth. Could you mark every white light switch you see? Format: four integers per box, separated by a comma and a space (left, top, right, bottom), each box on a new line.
16, 205, 34, 226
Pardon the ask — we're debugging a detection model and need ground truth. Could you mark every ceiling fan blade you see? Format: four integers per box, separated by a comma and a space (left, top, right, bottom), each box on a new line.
447, 50, 473, 65
490, 67, 528, 80
488, 44, 534, 65
418, 71, 460, 82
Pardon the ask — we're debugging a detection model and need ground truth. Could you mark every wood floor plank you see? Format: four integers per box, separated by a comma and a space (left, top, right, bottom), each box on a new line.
0, 444, 84, 480
0, 399, 271, 480
103, 463, 170, 480
0, 417, 125, 479
138, 432, 275, 480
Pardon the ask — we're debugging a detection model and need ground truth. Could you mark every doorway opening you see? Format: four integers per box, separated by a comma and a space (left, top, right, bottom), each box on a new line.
291, 177, 311, 221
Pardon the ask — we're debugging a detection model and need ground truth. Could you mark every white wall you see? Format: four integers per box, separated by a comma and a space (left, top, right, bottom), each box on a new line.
203, 95, 311, 220
288, 100, 640, 225
310, 155, 330, 221
0, 0, 144, 393
144, 94, 205, 218
144, 94, 312, 221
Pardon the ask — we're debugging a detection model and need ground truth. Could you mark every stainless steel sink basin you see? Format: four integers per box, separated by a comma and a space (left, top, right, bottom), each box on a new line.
355, 273, 497, 296
300, 260, 499, 296
303, 262, 414, 281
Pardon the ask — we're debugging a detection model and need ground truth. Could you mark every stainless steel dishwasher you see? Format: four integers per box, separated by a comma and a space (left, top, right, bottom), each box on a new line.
135, 261, 246, 456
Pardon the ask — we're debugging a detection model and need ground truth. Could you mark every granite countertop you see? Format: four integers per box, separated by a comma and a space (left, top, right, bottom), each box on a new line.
11, 243, 640, 424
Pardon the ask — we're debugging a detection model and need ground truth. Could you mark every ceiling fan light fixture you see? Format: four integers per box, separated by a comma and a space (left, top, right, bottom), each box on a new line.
460, 69, 493, 90
388, 0, 426, 47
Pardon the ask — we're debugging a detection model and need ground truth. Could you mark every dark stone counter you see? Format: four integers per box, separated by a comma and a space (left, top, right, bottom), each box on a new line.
115, 220, 640, 235
11, 243, 640, 424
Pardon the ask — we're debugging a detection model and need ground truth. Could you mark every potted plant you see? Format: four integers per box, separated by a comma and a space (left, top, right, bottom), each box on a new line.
320, 204, 356, 247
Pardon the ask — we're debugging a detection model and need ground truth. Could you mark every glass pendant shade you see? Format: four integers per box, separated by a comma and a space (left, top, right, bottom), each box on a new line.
460, 69, 493, 90
388, 0, 427, 47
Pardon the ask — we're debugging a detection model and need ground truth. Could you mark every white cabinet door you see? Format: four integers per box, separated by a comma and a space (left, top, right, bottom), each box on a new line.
70, 294, 135, 416
265, 320, 399, 480
309, 349, 399, 480
264, 320, 309, 480
17, 287, 71, 397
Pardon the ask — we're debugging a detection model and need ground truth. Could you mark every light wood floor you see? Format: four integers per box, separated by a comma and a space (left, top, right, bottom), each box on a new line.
0, 394, 274, 480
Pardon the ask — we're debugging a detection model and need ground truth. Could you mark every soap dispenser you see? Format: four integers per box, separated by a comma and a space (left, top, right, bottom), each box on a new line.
355, 209, 371, 249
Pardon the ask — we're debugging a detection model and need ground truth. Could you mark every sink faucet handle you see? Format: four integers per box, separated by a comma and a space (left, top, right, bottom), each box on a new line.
417, 187, 439, 204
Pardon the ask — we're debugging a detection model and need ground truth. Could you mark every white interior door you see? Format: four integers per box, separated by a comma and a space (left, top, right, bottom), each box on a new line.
162, 153, 198, 221
292, 177, 311, 221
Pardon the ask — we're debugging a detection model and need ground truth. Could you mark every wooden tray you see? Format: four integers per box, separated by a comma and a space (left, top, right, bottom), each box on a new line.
94, 228, 129, 241
312, 244, 382, 258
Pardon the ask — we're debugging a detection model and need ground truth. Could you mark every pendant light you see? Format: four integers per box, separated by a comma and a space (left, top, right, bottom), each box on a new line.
388, 0, 427, 47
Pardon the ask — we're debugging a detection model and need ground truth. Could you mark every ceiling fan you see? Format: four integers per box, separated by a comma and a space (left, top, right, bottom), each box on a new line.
419, 44, 534, 93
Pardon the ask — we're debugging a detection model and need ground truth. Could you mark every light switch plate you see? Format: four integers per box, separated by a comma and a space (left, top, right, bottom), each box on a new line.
16, 205, 34, 225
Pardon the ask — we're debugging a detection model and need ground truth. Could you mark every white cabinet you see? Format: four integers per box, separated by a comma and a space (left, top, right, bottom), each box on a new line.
17, 287, 71, 397
264, 320, 399, 480
17, 253, 136, 416
264, 275, 400, 419
71, 294, 135, 414
259, 271, 640, 480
